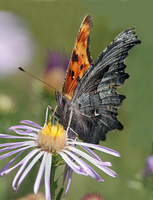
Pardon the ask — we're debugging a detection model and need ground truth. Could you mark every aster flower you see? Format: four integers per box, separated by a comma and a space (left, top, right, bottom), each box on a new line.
143, 155, 153, 177
141, 154, 153, 194
15, 192, 45, 200
81, 193, 103, 200
42, 50, 69, 92
0, 11, 35, 78
0, 120, 120, 200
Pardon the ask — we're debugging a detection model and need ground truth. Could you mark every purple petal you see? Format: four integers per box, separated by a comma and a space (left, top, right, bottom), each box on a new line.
0, 133, 36, 140
0, 151, 24, 175
16, 151, 44, 190
59, 152, 86, 175
8, 129, 38, 138
67, 147, 117, 178
0, 141, 36, 153
68, 141, 121, 157
20, 120, 43, 129
63, 164, 69, 186
63, 149, 103, 182
44, 153, 52, 200
1, 151, 30, 176
0, 148, 37, 176
0, 141, 30, 148
12, 148, 41, 190
63, 167, 73, 196
0, 145, 33, 162
95, 165, 118, 177
80, 145, 101, 161
34, 152, 48, 194
67, 146, 112, 167
8, 125, 40, 133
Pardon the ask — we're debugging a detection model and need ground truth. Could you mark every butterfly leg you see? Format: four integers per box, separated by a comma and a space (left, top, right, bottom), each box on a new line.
47, 105, 55, 113
66, 110, 78, 140
43, 106, 52, 127
50, 104, 58, 120
65, 110, 73, 138
44, 105, 60, 128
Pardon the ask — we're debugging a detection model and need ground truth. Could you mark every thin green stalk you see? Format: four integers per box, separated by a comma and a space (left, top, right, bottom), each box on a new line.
51, 165, 56, 200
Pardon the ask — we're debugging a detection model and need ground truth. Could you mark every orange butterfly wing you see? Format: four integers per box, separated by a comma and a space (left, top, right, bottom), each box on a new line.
62, 15, 93, 100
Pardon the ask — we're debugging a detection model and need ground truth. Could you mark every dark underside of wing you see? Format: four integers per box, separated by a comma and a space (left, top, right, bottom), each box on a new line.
70, 28, 141, 144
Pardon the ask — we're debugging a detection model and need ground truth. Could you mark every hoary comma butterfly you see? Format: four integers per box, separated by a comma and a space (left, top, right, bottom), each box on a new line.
54, 15, 141, 144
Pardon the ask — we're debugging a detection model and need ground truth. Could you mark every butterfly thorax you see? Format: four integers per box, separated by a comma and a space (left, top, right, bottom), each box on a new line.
55, 91, 86, 141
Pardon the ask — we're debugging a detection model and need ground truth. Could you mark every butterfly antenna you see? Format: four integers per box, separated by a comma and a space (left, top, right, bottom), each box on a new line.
18, 66, 58, 92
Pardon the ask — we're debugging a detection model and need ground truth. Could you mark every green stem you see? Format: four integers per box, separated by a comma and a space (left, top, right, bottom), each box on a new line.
51, 165, 56, 200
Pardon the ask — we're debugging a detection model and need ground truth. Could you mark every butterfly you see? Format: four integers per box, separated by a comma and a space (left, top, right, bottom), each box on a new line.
54, 15, 141, 144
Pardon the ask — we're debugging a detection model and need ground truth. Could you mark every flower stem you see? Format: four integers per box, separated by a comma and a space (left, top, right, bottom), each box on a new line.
51, 165, 56, 200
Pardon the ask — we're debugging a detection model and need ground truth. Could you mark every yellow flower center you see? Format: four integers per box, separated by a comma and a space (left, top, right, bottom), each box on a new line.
38, 122, 66, 153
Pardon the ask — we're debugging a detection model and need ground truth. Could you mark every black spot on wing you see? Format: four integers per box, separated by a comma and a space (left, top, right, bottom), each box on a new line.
71, 70, 75, 80
72, 51, 78, 62
80, 64, 83, 70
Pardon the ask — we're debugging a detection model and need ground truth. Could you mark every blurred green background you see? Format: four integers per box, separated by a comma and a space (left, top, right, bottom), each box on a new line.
0, 0, 153, 199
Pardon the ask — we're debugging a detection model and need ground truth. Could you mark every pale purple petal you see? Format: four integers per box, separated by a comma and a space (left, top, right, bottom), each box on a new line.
0, 141, 32, 148
20, 120, 42, 129
94, 165, 118, 177
0, 145, 33, 162
63, 164, 69, 186
8, 129, 38, 138
67, 146, 112, 167
0, 141, 36, 153
62, 150, 103, 182
0, 151, 24, 175
80, 145, 101, 161
67, 146, 117, 178
68, 141, 121, 157
63, 167, 73, 196
0, 133, 36, 140
8, 125, 40, 133
59, 152, 86, 175
34, 152, 48, 194
44, 153, 52, 200
0, 148, 36, 176
12, 149, 41, 190
16, 151, 44, 190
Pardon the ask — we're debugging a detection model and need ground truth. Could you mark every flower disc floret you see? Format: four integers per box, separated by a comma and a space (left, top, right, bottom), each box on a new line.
38, 122, 66, 152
